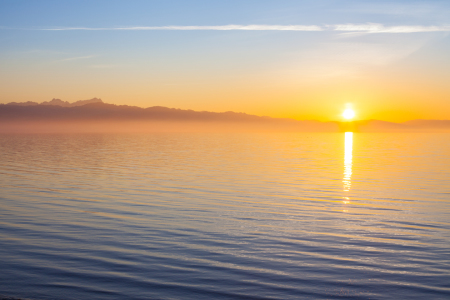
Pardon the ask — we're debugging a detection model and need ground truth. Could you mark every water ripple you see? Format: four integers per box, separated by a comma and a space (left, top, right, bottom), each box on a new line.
0, 133, 449, 299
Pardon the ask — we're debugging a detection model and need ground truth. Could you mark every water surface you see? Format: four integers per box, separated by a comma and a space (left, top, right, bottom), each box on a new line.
0, 133, 449, 299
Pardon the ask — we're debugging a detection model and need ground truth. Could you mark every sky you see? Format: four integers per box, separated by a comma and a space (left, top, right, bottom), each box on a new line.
0, 0, 449, 122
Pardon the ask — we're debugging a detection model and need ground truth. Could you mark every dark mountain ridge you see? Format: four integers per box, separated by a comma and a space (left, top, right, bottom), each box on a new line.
0, 99, 449, 133
0, 99, 331, 126
5, 98, 103, 107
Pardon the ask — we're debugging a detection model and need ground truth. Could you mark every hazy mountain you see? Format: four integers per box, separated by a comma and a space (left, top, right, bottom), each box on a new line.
5, 98, 103, 107
0, 100, 337, 132
403, 119, 450, 129
352, 120, 450, 132
0, 100, 449, 133
353, 120, 408, 132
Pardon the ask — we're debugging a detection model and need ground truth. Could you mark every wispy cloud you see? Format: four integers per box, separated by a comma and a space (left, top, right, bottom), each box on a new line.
55, 55, 95, 62
41, 25, 324, 31
89, 64, 125, 69
34, 23, 450, 33
332, 23, 450, 33
0, 23, 445, 34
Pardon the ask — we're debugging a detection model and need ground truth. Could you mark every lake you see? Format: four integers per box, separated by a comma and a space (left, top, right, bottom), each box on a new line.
0, 133, 449, 299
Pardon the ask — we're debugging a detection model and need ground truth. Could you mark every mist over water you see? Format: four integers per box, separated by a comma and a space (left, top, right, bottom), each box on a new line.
0, 133, 449, 299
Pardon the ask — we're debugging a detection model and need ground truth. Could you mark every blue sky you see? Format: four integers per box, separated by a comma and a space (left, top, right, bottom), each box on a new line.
1, 0, 449, 121
2, 0, 449, 27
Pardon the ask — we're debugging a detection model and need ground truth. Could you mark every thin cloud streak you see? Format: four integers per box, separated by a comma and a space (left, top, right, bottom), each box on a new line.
332, 23, 450, 33
42, 25, 323, 31
55, 55, 95, 62
35, 23, 450, 33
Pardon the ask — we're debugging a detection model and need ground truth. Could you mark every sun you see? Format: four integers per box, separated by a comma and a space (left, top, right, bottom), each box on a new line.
343, 108, 355, 120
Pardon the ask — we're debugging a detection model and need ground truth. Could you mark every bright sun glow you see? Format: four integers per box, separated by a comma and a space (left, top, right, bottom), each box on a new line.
343, 108, 355, 120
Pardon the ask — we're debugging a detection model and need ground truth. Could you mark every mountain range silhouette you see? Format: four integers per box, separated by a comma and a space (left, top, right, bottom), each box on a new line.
5, 98, 103, 107
1, 99, 449, 133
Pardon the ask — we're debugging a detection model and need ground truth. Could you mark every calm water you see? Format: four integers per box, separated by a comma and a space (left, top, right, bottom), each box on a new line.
0, 133, 449, 299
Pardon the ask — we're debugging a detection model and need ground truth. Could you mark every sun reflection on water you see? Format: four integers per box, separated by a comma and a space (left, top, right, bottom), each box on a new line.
343, 132, 353, 193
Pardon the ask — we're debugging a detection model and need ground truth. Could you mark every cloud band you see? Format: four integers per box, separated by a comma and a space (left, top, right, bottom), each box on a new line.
17, 23, 450, 33
42, 25, 323, 31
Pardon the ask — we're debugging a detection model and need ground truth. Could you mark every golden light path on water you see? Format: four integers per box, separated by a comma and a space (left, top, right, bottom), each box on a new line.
343, 132, 353, 206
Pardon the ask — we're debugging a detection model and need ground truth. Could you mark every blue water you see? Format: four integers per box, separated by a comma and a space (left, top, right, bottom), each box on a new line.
0, 133, 449, 299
